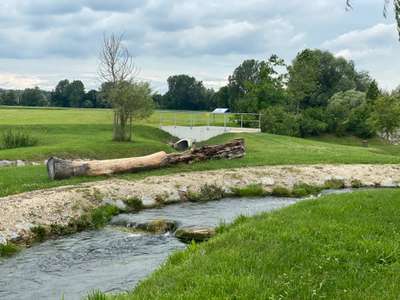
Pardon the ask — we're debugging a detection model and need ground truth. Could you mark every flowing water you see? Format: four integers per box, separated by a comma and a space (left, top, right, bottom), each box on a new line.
0, 196, 301, 300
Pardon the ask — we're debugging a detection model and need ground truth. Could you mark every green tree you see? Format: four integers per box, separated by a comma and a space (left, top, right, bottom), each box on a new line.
366, 80, 380, 101
288, 49, 370, 111
327, 90, 367, 135
260, 106, 299, 136
20, 87, 47, 107
0, 90, 18, 106
108, 81, 154, 141
67, 80, 85, 107
163, 74, 210, 110
51, 79, 70, 107
369, 96, 400, 140
236, 55, 287, 112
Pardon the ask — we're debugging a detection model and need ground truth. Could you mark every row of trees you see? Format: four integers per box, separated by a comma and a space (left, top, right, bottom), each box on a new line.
0, 81, 109, 108
155, 49, 400, 140
1, 47, 399, 141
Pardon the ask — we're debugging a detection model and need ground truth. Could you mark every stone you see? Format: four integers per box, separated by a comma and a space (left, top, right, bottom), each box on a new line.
134, 219, 178, 234
261, 177, 275, 186
109, 214, 131, 227
175, 226, 216, 243
0, 160, 13, 168
102, 199, 127, 211
380, 180, 397, 188
110, 217, 178, 234
16, 160, 26, 167
0, 233, 7, 245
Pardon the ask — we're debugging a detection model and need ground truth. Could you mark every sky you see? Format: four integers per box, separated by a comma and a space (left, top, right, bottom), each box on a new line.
0, 0, 399, 93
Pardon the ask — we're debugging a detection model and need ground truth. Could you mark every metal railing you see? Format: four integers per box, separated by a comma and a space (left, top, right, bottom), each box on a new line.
158, 111, 261, 130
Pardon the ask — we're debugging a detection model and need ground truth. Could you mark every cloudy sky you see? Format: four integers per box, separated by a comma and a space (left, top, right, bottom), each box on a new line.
0, 0, 399, 92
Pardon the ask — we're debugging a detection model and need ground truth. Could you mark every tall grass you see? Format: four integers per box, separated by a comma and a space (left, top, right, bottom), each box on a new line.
0, 129, 38, 149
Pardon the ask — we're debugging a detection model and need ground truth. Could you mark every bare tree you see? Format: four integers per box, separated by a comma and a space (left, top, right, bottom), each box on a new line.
346, 0, 400, 39
98, 33, 137, 84
98, 33, 151, 141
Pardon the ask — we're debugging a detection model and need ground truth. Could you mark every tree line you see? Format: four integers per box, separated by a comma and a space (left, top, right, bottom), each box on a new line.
1, 48, 400, 140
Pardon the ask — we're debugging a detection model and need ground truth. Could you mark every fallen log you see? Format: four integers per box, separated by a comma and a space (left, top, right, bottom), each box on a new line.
47, 138, 245, 180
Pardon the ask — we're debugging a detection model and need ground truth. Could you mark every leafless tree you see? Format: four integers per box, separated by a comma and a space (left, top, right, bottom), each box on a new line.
98, 33, 137, 84
346, 0, 400, 39
98, 33, 152, 142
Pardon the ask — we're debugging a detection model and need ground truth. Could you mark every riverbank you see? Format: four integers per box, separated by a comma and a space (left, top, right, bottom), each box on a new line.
111, 189, 400, 299
1, 164, 400, 245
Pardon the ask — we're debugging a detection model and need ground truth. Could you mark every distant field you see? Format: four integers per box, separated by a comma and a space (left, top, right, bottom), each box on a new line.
0, 106, 230, 126
1, 106, 400, 197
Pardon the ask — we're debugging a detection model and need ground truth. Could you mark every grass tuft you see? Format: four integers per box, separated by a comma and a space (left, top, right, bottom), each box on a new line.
124, 197, 143, 212
271, 186, 292, 197
31, 225, 47, 242
231, 184, 267, 197
324, 178, 346, 189
187, 184, 225, 202
292, 183, 323, 198
0, 129, 38, 149
0, 243, 20, 257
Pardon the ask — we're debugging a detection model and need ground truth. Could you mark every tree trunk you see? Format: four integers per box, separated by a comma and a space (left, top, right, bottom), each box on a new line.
47, 139, 245, 180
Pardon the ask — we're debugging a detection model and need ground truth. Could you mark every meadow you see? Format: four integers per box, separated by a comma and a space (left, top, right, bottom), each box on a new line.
104, 189, 400, 299
1, 106, 400, 197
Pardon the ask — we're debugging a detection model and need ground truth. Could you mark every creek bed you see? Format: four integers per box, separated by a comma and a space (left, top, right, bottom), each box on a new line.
0, 196, 301, 299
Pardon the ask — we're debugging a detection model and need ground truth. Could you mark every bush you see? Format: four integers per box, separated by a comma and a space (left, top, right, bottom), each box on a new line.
231, 184, 267, 197
298, 108, 328, 137
0, 243, 20, 257
324, 179, 346, 189
292, 183, 323, 197
261, 106, 300, 136
1, 129, 38, 149
271, 186, 292, 197
90, 205, 120, 229
351, 179, 363, 188
187, 184, 225, 202
31, 225, 47, 242
125, 197, 143, 212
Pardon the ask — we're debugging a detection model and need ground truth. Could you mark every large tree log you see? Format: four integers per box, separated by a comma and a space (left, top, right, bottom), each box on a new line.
47, 139, 245, 180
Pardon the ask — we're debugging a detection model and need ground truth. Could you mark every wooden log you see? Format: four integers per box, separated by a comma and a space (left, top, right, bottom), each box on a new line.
47, 139, 245, 180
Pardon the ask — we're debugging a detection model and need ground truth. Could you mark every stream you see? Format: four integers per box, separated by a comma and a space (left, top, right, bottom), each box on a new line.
0, 195, 313, 299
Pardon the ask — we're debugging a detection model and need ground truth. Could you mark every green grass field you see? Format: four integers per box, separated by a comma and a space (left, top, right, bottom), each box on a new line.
1, 107, 400, 197
103, 189, 400, 299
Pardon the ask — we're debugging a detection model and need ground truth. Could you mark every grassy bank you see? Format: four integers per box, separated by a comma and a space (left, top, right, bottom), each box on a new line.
103, 189, 400, 299
2, 131, 400, 197
1, 107, 400, 197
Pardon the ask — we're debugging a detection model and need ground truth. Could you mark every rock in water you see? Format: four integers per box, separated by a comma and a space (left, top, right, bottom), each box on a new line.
135, 219, 178, 234
175, 226, 216, 243
110, 217, 178, 234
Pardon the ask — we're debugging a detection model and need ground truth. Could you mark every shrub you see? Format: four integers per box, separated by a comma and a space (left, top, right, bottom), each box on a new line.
90, 205, 120, 229
292, 183, 323, 198
261, 106, 300, 136
31, 225, 47, 242
324, 179, 346, 189
351, 179, 363, 189
187, 184, 225, 202
231, 184, 267, 197
125, 197, 143, 211
1, 129, 38, 149
0, 243, 20, 257
271, 186, 292, 197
